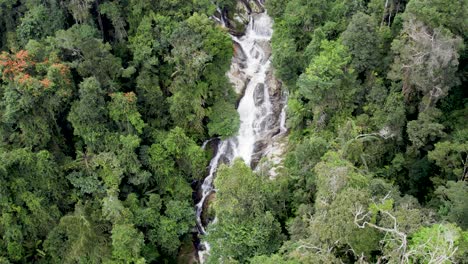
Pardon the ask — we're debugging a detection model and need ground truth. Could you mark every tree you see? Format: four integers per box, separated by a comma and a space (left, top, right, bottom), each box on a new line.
354, 193, 432, 263
307, 152, 381, 256
207, 100, 240, 138
409, 223, 468, 263
407, 108, 446, 149
0, 47, 74, 149
428, 130, 468, 181
250, 254, 300, 264
297, 40, 357, 122
206, 159, 284, 263
155, 200, 194, 254
0, 148, 67, 261
128, 12, 173, 65
167, 13, 234, 137
16, 4, 65, 47
405, 0, 468, 37
155, 127, 207, 180
108, 92, 145, 134
265, 0, 289, 18
284, 135, 328, 207
370, 88, 407, 141
68, 77, 109, 151
434, 181, 468, 229
389, 17, 463, 110
99, 1, 127, 42
271, 20, 303, 86
111, 223, 145, 263
123, 191, 193, 260
54, 24, 123, 87
341, 12, 381, 73
44, 202, 111, 263
67, 0, 93, 24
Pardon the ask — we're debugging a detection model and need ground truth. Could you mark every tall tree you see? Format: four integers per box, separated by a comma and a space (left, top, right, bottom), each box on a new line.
389, 17, 463, 110
0, 47, 73, 149
206, 159, 284, 263
341, 12, 381, 73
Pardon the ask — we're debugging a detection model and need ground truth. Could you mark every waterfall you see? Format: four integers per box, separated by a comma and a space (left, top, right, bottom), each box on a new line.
196, 6, 287, 263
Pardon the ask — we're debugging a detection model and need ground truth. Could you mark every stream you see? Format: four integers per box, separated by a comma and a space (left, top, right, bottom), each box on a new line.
195, 3, 287, 262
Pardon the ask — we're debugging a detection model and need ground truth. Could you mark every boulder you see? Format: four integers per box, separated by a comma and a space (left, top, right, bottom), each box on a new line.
253, 83, 265, 106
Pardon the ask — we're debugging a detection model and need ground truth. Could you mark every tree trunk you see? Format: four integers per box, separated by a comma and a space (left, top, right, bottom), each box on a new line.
95, 0, 104, 40
381, 0, 389, 27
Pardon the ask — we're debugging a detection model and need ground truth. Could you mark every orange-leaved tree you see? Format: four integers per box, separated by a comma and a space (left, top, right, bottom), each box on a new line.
0, 49, 74, 149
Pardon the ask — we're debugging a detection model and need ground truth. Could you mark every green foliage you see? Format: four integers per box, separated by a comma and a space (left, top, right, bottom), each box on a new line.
0, 48, 74, 149
297, 40, 357, 122
0, 1, 243, 261
156, 127, 207, 180
0, 0, 466, 263
68, 77, 109, 150
206, 159, 284, 263
156, 200, 194, 254
434, 181, 468, 229
405, 0, 468, 37
341, 12, 381, 73
270, 20, 303, 86
54, 24, 123, 87
428, 130, 468, 181
108, 92, 146, 134
16, 4, 65, 47
44, 202, 111, 263
250, 254, 301, 264
67, 0, 93, 24
207, 100, 240, 138
111, 223, 145, 263
261, 0, 467, 262
371, 89, 406, 140
285, 135, 328, 207
167, 13, 233, 137
407, 108, 446, 149
99, 2, 127, 42
409, 223, 468, 263
0, 148, 66, 261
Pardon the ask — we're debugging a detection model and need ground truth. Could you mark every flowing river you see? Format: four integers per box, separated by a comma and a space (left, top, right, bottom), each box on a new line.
195, 3, 287, 262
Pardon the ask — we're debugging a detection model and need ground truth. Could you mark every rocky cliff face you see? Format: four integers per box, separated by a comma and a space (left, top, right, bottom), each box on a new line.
213, 0, 266, 36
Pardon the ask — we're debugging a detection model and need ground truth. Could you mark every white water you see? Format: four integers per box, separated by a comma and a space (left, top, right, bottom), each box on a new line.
196, 7, 287, 263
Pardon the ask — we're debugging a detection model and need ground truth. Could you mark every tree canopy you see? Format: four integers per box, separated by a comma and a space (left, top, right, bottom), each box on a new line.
0, 0, 467, 263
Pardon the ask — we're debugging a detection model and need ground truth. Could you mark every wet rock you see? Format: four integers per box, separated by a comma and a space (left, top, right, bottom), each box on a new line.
253, 83, 265, 106
255, 112, 278, 131
192, 180, 203, 205
233, 41, 247, 62
177, 235, 198, 264
225, 1, 250, 36
216, 0, 266, 36
250, 139, 268, 168
219, 154, 230, 167
198, 242, 206, 251
256, 40, 272, 62
229, 42, 250, 96
201, 192, 216, 227
204, 138, 220, 156
228, 65, 249, 96
264, 68, 285, 117
239, 0, 252, 14
253, 139, 268, 153
247, 0, 265, 13
265, 68, 282, 97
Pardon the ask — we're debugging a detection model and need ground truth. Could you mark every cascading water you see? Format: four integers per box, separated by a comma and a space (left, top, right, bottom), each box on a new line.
196, 3, 287, 262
